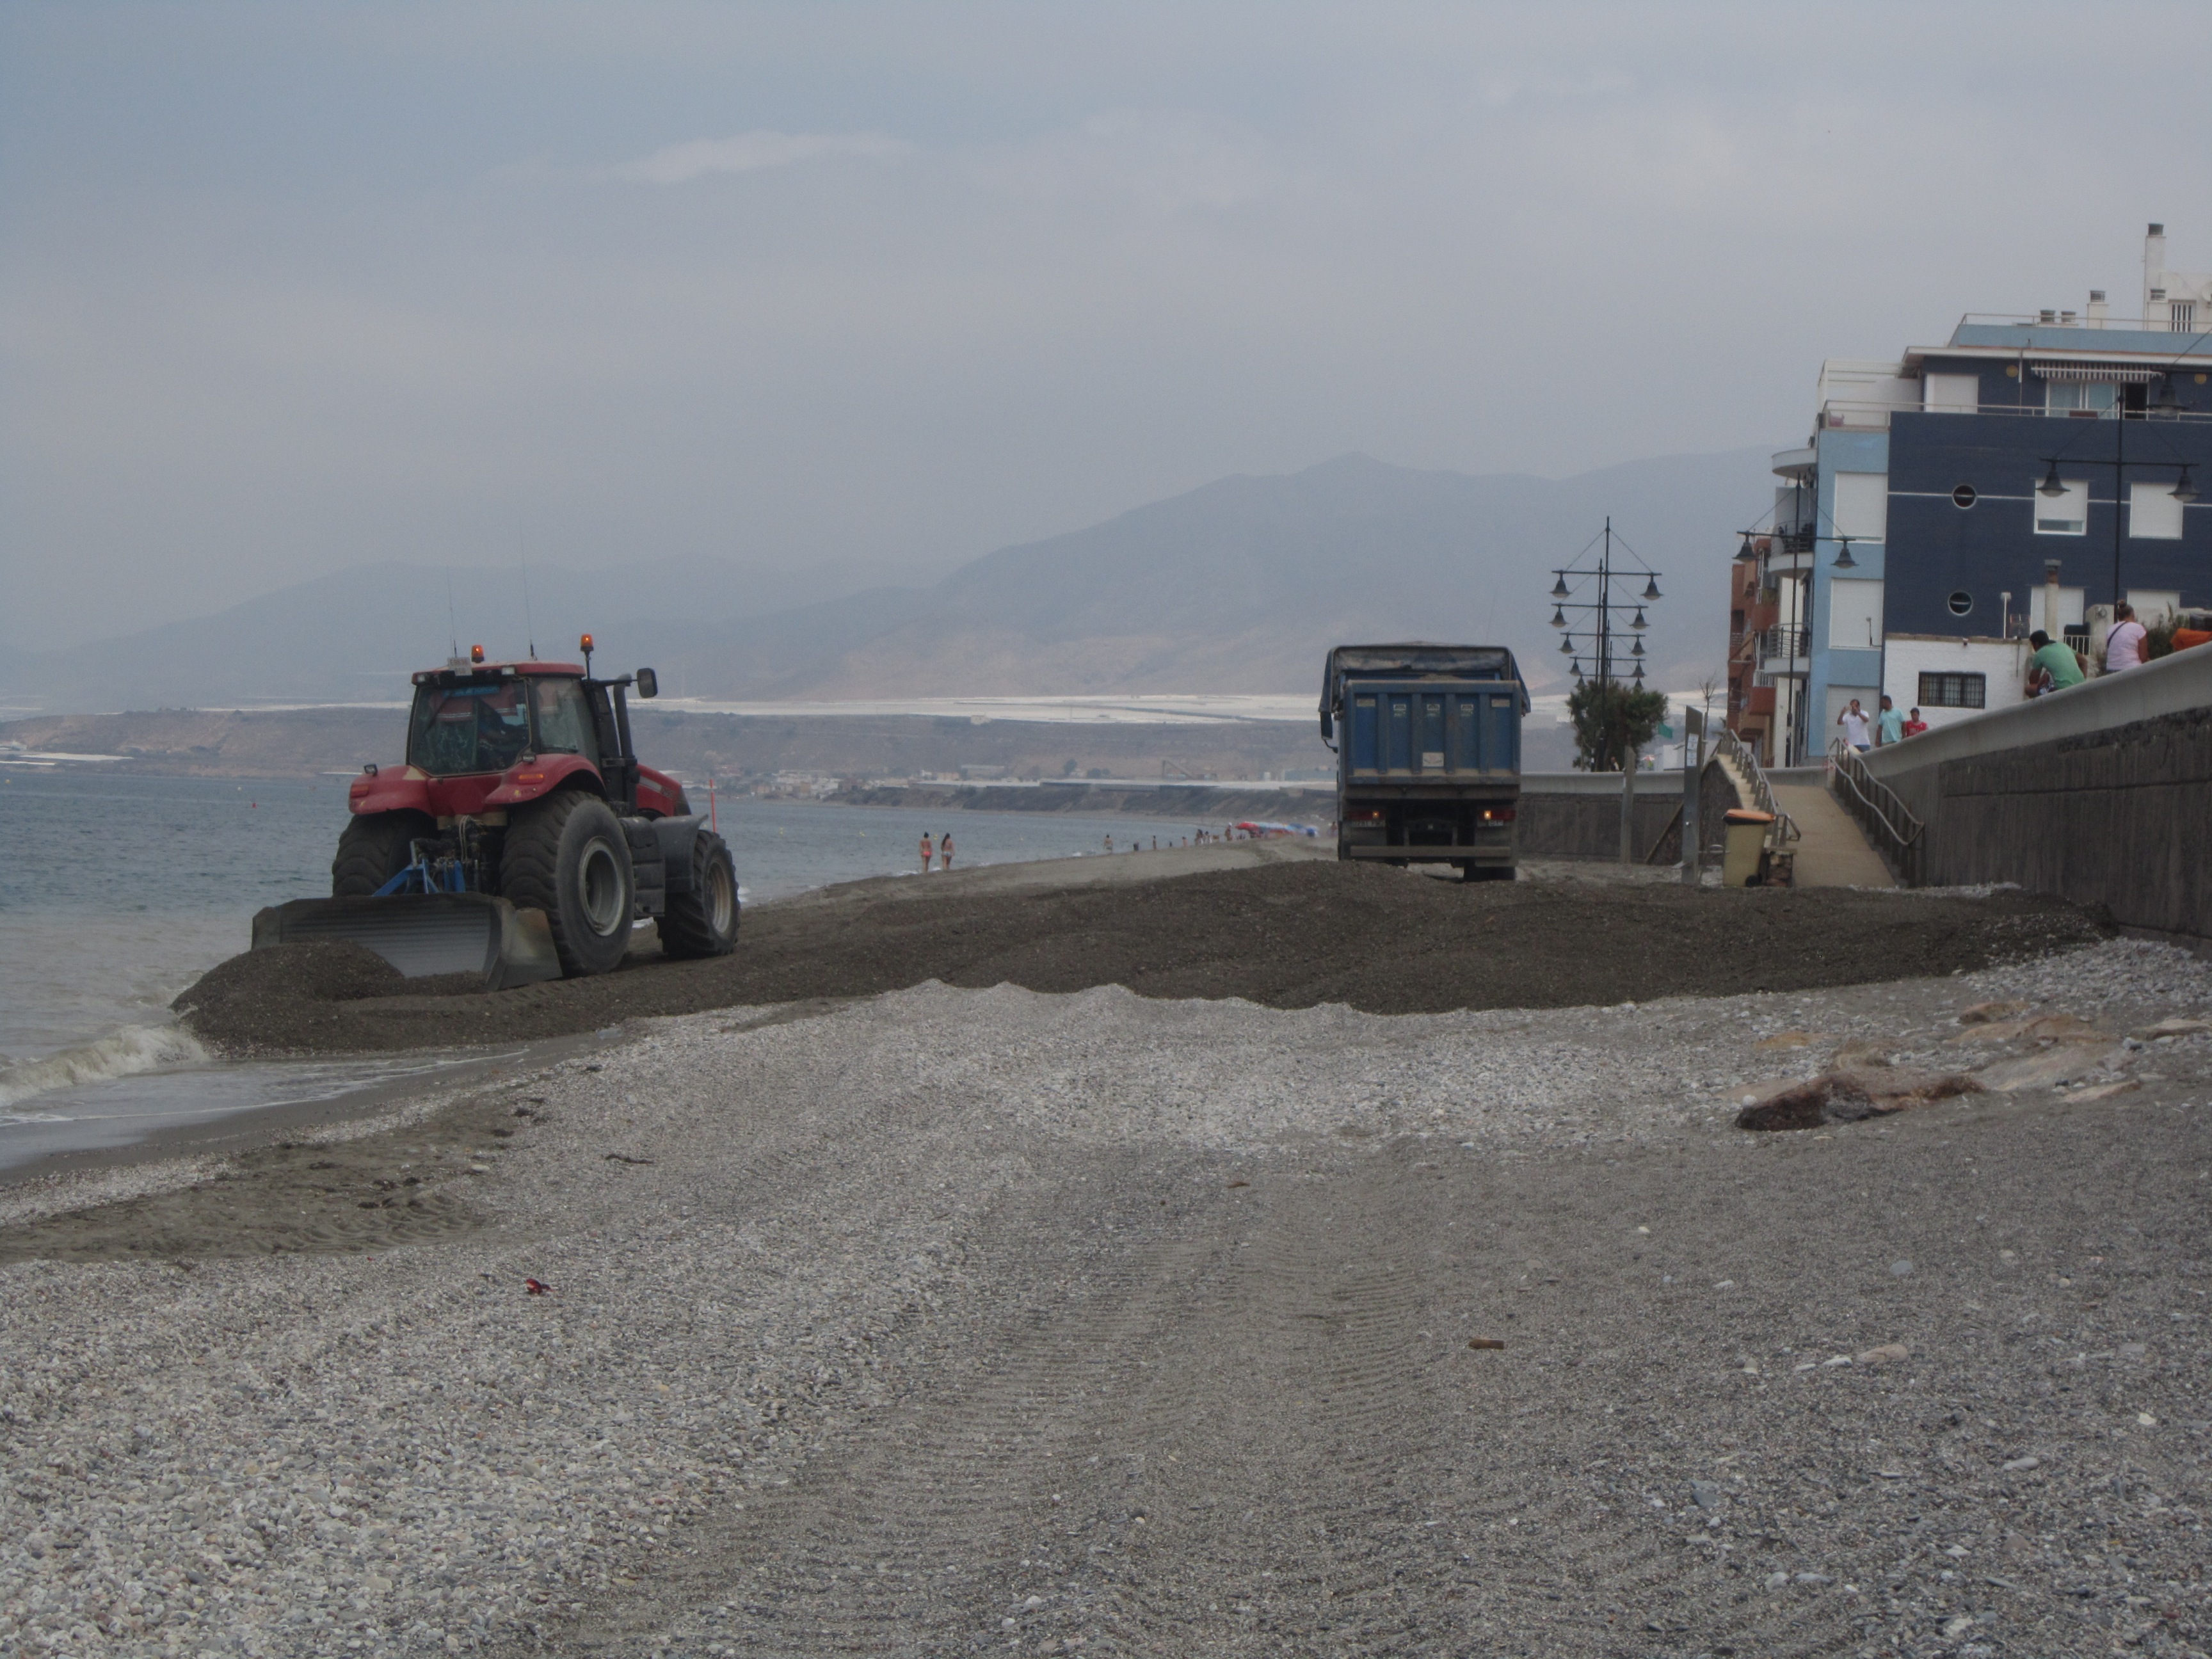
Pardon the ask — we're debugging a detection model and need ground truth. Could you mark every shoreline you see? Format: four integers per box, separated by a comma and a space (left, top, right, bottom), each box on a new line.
1, 844, 2110, 1193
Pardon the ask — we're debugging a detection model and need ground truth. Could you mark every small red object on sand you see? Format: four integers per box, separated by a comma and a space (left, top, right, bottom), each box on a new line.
525, 1278, 552, 1295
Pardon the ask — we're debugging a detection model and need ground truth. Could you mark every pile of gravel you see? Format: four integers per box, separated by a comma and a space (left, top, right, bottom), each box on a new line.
176, 860, 2107, 1056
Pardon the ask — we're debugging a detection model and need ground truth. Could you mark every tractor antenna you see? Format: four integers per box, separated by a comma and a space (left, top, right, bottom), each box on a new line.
445, 570, 460, 661
521, 554, 538, 660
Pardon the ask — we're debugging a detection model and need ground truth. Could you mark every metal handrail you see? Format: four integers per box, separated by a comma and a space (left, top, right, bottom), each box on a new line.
1828, 739, 1925, 878
1713, 725, 1800, 846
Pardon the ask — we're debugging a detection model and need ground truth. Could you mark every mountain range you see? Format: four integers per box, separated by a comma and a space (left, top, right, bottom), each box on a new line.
3, 449, 1774, 716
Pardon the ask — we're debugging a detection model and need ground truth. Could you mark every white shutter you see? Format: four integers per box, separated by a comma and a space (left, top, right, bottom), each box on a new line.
1832, 472, 1889, 541
1828, 578, 1885, 650
1924, 374, 1979, 413
2129, 479, 2184, 540
2127, 589, 2182, 623
2028, 586, 2084, 632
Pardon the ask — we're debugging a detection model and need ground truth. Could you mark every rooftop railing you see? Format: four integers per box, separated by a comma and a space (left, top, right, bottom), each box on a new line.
1957, 310, 2208, 335
1820, 398, 2212, 430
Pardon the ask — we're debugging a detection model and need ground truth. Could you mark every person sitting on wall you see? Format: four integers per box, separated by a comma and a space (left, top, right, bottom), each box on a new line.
2025, 629, 2087, 697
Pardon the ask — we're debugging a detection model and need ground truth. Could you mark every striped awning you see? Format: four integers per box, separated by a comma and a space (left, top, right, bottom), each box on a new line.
2029, 360, 2164, 383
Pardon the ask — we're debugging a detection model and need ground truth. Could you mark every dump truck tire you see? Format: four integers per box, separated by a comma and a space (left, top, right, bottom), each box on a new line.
501, 790, 633, 977
660, 830, 739, 959
332, 810, 433, 897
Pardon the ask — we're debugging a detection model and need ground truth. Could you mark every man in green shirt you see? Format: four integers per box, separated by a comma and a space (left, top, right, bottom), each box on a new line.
2026, 630, 2085, 696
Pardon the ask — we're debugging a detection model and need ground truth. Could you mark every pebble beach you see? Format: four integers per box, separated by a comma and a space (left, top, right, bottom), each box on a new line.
4, 865, 2209, 1656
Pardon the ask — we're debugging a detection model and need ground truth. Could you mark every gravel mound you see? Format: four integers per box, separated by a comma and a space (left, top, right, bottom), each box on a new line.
177, 860, 2106, 1055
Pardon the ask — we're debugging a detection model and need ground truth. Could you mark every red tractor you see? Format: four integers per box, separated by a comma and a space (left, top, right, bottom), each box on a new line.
253, 639, 737, 984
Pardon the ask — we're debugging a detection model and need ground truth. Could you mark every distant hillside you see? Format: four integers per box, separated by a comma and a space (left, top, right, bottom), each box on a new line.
1, 450, 1768, 713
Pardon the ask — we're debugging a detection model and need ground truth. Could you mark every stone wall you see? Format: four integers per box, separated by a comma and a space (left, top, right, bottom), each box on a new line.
1860, 645, 2212, 947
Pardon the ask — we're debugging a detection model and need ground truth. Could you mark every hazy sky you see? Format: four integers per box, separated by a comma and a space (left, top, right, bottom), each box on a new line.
4, 1, 2207, 648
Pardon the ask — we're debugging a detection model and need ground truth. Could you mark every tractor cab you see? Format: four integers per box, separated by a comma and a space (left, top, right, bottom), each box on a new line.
395, 647, 674, 817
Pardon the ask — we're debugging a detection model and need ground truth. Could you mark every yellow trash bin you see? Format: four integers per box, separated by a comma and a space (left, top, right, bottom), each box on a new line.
1722, 808, 1775, 888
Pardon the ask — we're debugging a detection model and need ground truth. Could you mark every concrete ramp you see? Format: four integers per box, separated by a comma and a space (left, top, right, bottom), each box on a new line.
1767, 782, 1895, 888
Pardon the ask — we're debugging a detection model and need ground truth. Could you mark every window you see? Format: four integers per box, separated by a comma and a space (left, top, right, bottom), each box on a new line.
2174, 301, 2197, 333
1828, 577, 1884, 650
1952, 483, 1977, 508
1924, 373, 1980, 413
1918, 672, 1987, 710
530, 677, 600, 762
2129, 479, 2184, 540
1946, 591, 1973, 616
2034, 478, 2089, 535
2046, 381, 2118, 418
408, 681, 532, 776
1832, 472, 1889, 541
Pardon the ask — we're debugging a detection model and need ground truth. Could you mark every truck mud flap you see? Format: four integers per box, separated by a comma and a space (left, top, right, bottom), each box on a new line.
250, 895, 563, 990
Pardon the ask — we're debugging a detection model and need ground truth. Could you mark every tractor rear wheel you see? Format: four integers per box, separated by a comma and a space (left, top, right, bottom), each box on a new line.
332, 811, 433, 897
501, 791, 634, 977
661, 830, 739, 959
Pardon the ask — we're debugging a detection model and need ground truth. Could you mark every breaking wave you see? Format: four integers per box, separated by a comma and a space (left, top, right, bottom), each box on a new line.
0, 1023, 211, 1112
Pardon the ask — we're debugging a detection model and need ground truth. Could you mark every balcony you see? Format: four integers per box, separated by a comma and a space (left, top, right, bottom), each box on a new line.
1759, 528, 1816, 577
1756, 625, 1809, 675
1821, 397, 2212, 431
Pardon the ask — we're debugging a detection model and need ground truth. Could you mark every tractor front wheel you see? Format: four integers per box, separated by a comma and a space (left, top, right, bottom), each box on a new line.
660, 830, 739, 959
501, 792, 634, 977
332, 811, 433, 896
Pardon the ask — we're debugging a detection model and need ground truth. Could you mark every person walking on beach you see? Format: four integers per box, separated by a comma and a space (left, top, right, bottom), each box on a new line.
919, 832, 934, 873
939, 831, 954, 871
1103, 833, 1113, 854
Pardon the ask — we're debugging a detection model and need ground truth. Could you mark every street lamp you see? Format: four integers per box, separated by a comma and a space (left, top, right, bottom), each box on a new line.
2037, 461, 2067, 498
1833, 536, 1857, 570
2176, 465, 2200, 504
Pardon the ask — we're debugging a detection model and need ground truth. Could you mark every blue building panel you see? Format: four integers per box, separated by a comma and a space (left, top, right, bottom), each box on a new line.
1884, 410, 2210, 629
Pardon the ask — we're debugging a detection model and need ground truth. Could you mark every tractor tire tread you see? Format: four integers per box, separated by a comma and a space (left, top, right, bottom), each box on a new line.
332, 811, 431, 897
660, 830, 739, 959
501, 790, 632, 977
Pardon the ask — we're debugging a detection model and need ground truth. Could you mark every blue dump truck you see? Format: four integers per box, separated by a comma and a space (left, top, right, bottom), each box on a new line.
1318, 643, 1530, 881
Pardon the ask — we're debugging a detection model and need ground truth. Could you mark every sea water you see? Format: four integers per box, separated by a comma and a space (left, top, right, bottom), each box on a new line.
0, 769, 1215, 1166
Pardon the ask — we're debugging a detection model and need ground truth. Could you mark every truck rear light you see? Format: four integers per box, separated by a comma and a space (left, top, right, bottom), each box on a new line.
1480, 806, 1516, 822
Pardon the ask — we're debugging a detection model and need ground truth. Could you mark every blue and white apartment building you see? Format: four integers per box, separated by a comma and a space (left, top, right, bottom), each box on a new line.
1745, 225, 2211, 764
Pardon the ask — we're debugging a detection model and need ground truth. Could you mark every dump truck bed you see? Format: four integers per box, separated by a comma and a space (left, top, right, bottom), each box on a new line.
1322, 643, 1528, 874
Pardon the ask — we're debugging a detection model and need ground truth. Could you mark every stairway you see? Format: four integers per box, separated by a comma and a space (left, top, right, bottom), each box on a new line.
1765, 780, 1896, 888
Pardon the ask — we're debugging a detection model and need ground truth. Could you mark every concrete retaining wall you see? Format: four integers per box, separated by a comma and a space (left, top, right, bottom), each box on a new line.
1859, 646, 2212, 944
1517, 764, 1738, 864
